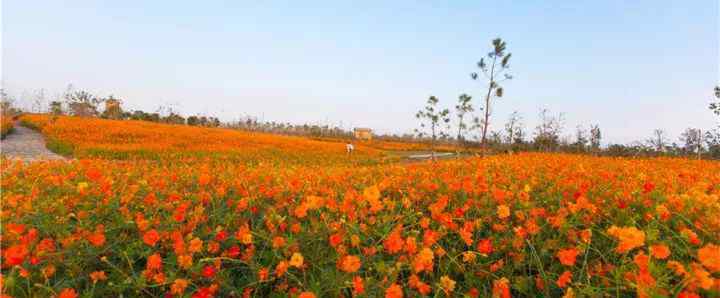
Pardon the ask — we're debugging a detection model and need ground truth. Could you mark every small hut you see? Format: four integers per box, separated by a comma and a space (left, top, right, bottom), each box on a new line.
353, 128, 372, 140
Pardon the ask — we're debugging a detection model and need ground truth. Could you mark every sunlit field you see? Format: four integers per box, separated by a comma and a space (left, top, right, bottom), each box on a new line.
2, 116, 720, 297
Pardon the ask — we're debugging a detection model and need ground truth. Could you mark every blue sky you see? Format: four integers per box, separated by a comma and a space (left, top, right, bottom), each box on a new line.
2, 1, 718, 144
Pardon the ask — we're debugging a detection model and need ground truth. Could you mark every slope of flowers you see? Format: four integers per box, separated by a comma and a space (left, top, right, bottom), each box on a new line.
19, 114, 383, 165
2, 153, 719, 297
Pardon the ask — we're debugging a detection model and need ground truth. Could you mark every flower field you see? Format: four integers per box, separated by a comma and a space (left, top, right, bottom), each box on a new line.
2, 116, 720, 297
18, 114, 383, 165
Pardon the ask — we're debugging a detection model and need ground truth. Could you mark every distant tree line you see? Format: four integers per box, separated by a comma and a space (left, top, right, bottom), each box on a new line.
16, 84, 222, 127
416, 37, 720, 159
225, 116, 354, 139
3, 80, 719, 159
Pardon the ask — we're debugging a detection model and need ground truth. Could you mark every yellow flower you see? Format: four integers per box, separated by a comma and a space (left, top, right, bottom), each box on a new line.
497, 205, 510, 219
462, 251, 476, 263
77, 182, 89, 193
350, 235, 361, 247
440, 275, 456, 293
289, 252, 304, 268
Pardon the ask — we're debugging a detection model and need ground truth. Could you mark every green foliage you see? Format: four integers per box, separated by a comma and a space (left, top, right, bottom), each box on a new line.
46, 138, 76, 157
710, 86, 720, 116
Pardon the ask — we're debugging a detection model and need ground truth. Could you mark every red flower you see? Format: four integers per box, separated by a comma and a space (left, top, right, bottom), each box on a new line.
477, 238, 493, 255
329, 233, 343, 247
202, 265, 217, 278
57, 288, 78, 298
143, 229, 160, 247
3, 244, 28, 266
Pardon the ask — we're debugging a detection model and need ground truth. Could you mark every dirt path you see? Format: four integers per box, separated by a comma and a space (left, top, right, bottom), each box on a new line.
1, 124, 66, 162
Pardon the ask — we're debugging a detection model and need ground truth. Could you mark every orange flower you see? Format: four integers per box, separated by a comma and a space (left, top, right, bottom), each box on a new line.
188, 237, 203, 254
298, 292, 316, 298
171, 278, 189, 295
477, 238, 493, 255
412, 248, 434, 273
649, 244, 670, 259
497, 205, 510, 219
152, 272, 166, 284
90, 271, 107, 283
236, 225, 253, 245
697, 244, 720, 273
580, 229, 592, 243
340, 255, 361, 273
556, 270, 572, 288
294, 204, 309, 218
88, 225, 106, 247
273, 236, 287, 248
385, 283, 403, 298
143, 229, 160, 247
492, 277, 511, 298
681, 228, 701, 246
557, 248, 580, 266
87, 232, 106, 247
606, 226, 645, 253
42, 265, 56, 279
178, 254, 193, 269
667, 261, 687, 277
258, 267, 269, 281
275, 261, 289, 277
690, 263, 714, 290
289, 252, 304, 268
383, 225, 404, 254
404, 237, 417, 254
57, 288, 78, 298
352, 276, 365, 295
146, 253, 162, 271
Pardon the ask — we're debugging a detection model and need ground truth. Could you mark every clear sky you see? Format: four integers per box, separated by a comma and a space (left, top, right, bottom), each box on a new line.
2, 1, 718, 144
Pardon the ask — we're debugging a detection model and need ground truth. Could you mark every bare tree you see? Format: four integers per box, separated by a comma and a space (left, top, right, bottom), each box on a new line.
416, 96, 451, 160
0, 89, 16, 115
32, 89, 47, 113
533, 108, 564, 151
64, 85, 104, 117
589, 124, 601, 153
471, 38, 513, 152
455, 94, 473, 147
573, 125, 589, 152
647, 129, 667, 153
504, 111, 523, 145
679, 128, 703, 158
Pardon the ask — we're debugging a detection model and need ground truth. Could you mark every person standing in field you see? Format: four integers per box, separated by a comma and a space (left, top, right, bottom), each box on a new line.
346, 142, 354, 155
